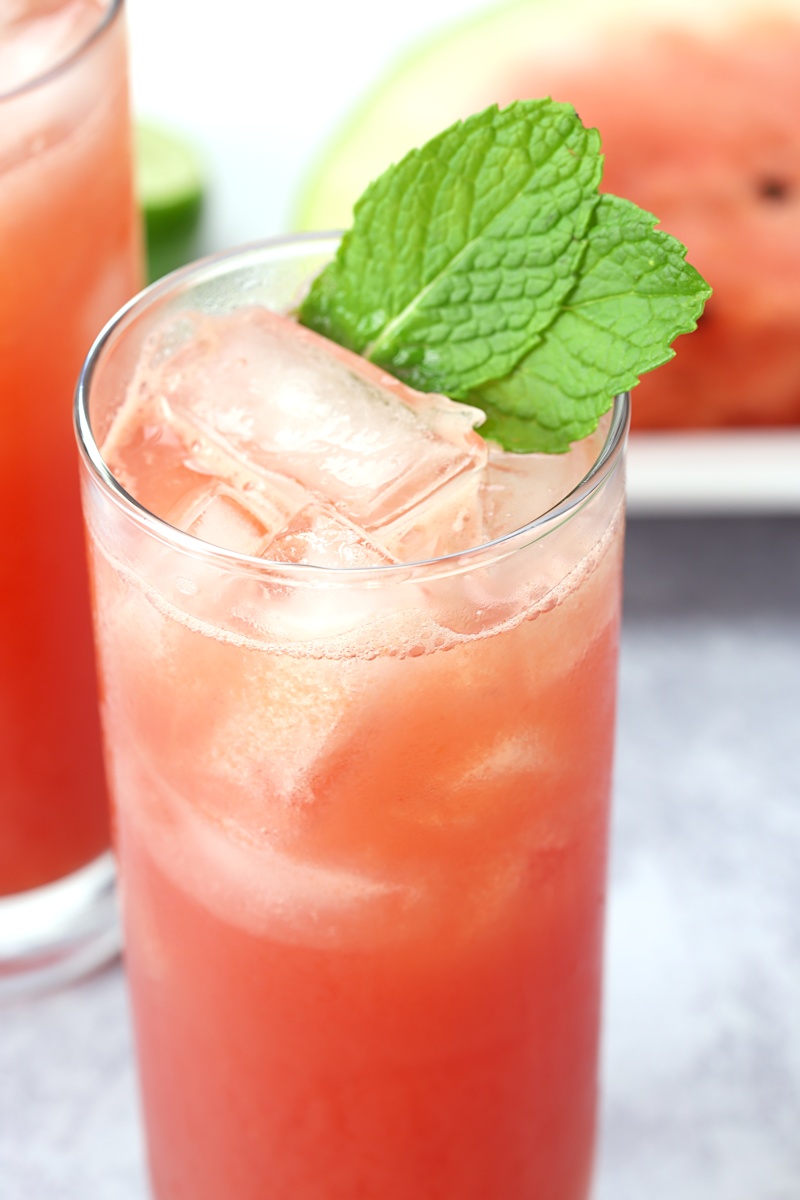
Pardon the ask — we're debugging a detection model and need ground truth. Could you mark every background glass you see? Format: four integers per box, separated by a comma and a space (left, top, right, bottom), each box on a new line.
0, 0, 142, 996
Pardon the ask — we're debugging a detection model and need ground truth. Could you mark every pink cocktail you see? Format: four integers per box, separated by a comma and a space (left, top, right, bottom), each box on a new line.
77, 237, 627, 1198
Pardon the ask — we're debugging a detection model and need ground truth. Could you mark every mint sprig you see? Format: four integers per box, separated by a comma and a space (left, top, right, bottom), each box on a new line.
474, 194, 712, 451
299, 100, 711, 452
300, 101, 603, 396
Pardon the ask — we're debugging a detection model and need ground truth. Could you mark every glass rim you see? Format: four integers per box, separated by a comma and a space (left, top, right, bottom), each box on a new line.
75, 232, 630, 585
0, 0, 124, 104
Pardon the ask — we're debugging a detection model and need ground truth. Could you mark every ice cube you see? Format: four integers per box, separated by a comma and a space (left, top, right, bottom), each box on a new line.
102, 321, 313, 549
151, 306, 488, 533
480, 424, 608, 542
105, 304, 496, 569
379, 467, 486, 561
140, 788, 416, 950
176, 485, 273, 558
264, 502, 397, 569
102, 385, 207, 521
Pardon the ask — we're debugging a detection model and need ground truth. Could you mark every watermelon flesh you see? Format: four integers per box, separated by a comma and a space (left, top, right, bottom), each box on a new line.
297, 5, 800, 430
501, 22, 800, 428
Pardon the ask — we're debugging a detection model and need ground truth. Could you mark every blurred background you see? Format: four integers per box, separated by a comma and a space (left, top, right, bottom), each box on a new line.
127, 0, 495, 250
129, 0, 800, 510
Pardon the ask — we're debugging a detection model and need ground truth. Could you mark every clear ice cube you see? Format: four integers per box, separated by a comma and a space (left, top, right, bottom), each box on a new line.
102, 387, 207, 521
264, 503, 397, 569
379, 468, 486, 561
480, 424, 608, 542
151, 307, 488, 538
106, 305, 591, 569
102, 322, 313, 553
178, 485, 273, 558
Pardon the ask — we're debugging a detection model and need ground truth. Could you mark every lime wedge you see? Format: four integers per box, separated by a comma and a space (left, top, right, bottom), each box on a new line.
135, 121, 205, 282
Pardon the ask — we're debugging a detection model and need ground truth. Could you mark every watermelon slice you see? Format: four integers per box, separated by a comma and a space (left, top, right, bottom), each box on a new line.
294, 0, 800, 430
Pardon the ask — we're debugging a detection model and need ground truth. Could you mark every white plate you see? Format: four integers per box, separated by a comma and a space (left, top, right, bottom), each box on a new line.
627, 431, 800, 515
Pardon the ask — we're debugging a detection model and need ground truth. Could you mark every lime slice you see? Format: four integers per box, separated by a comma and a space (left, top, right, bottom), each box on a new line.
135, 121, 205, 283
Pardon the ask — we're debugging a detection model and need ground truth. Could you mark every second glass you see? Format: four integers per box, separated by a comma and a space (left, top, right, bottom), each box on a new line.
77, 236, 627, 1199
0, 0, 142, 994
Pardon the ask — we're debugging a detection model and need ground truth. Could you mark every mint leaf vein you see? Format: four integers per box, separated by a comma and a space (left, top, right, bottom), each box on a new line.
298, 100, 712, 453
299, 100, 603, 398
473, 195, 712, 451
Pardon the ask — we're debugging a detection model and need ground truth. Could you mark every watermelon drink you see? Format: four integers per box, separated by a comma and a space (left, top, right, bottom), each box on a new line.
0, 0, 140, 989
76, 235, 628, 1199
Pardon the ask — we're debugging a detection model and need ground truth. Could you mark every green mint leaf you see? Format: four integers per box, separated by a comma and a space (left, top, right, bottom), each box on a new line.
472, 194, 713, 452
298, 100, 711, 452
298, 99, 603, 398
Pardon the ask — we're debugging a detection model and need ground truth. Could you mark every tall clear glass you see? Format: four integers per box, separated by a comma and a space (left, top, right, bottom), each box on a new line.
0, 0, 142, 996
76, 235, 628, 1199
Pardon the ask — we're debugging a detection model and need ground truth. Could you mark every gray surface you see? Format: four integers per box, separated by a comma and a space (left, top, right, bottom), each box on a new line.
599, 518, 800, 1200
2, 517, 799, 1200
